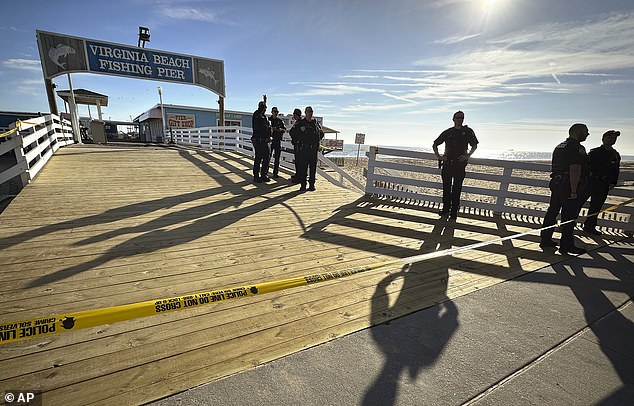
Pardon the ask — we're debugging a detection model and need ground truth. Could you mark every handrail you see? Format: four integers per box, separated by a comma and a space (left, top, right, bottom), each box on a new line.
364, 146, 634, 231
173, 126, 363, 192
0, 114, 75, 190
317, 152, 364, 192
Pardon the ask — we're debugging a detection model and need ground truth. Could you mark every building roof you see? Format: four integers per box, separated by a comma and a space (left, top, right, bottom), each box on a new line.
321, 125, 339, 134
56, 89, 109, 106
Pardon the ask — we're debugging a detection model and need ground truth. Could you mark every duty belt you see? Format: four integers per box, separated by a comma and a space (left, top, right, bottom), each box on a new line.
589, 173, 608, 180
551, 172, 569, 178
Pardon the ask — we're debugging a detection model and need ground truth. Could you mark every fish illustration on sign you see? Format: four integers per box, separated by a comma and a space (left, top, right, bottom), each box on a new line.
198, 67, 219, 85
48, 44, 76, 69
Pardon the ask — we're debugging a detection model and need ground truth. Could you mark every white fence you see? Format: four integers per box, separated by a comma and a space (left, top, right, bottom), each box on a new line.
173, 126, 364, 192
365, 146, 634, 232
0, 114, 74, 189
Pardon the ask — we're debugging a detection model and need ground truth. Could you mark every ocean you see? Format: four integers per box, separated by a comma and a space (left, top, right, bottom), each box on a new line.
326, 144, 634, 162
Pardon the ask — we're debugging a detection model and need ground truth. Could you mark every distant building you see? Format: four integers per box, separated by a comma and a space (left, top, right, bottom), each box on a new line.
133, 104, 338, 143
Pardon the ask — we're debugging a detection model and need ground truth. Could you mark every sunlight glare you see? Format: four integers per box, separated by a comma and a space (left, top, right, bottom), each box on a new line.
481, 0, 508, 14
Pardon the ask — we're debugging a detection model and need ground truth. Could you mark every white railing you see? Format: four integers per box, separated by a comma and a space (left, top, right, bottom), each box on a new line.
173, 126, 364, 192
0, 114, 75, 188
365, 146, 634, 232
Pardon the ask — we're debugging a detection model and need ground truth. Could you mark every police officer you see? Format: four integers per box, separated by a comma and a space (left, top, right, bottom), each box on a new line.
268, 106, 286, 178
432, 110, 479, 219
295, 106, 324, 192
288, 108, 302, 184
540, 123, 589, 254
582, 129, 621, 235
251, 96, 272, 183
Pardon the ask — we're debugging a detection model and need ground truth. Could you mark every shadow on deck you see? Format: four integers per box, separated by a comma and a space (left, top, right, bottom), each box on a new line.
0, 144, 630, 405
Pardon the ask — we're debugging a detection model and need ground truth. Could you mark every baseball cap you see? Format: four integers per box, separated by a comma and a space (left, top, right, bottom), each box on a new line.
603, 130, 620, 137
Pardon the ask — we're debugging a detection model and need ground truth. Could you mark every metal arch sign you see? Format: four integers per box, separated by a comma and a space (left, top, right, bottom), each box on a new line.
36, 30, 225, 97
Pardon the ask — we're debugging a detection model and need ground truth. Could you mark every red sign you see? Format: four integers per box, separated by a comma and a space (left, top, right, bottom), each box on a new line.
167, 114, 195, 128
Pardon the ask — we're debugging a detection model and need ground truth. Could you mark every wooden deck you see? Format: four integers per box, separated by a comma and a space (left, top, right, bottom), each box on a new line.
0, 144, 627, 405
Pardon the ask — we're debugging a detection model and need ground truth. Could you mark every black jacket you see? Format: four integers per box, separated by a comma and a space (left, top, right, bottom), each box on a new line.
551, 138, 588, 176
269, 116, 286, 142
295, 118, 324, 148
252, 108, 271, 141
588, 145, 620, 184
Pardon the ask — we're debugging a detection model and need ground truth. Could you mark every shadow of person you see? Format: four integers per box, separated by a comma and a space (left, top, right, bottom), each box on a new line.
549, 247, 634, 404
362, 219, 460, 406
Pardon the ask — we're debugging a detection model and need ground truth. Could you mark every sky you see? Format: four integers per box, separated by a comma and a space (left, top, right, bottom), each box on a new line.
1, 0, 634, 155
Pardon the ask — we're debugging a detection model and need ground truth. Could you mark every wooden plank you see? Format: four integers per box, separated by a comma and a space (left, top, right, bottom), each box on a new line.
0, 144, 629, 405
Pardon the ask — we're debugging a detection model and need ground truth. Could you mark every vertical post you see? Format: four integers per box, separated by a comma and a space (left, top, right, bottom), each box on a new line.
158, 86, 165, 143
44, 78, 58, 116
495, 165, 513, 214
66, 74, 82, 144
218, 96, 225, 126
365, 146, 378, 196
96, 100, 103, 121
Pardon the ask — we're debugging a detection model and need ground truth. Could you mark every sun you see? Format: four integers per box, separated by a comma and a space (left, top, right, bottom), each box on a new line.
480, 0, 508, 13
478, 0, 511, 19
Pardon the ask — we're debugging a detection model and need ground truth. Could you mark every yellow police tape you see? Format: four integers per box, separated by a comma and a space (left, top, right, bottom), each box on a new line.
0, 119, 40, 139
0, 263, 397, 345
0, 127, 17, 139
1, 197, 632, 345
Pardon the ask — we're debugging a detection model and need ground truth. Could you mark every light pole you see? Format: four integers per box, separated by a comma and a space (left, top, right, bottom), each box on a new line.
138, 27, 150, 48
157, 86, 166, 143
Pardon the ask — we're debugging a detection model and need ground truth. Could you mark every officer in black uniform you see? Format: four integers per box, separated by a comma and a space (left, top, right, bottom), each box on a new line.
251, 96, 272, 183
582, 129, 621, 235
295, 106, 324, 192
432, 110, 479, 219
289, 108, 302, 184
268, 107, 286, 178
540, 123, 589, 255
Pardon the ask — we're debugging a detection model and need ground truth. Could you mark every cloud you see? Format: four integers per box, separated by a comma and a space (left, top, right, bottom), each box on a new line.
424, 0, 469, 9
160, 7, 219, 22
2, 59, 42, 71
400, 12, 634, 101
284, 12, 634, 121
600, 79, 634, 85
434, 33, 481, 45
451, 12, 634, 75
341, 102, 416, 112
0, 26, 23, 32
282, 83, 389, 97
382, 93, 418, 104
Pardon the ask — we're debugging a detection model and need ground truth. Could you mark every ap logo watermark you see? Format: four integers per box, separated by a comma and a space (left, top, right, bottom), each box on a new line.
4, 391, 42, 405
